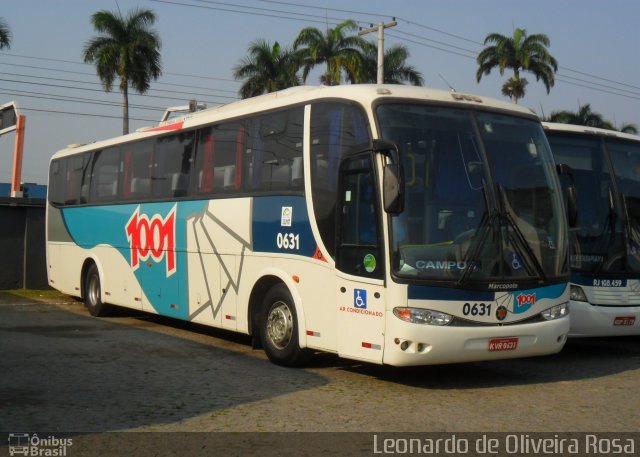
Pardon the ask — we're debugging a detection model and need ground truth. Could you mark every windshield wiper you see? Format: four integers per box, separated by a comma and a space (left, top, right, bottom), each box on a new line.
595, 191, 640, 273
457, 179, 495, 287
619, 192, 636, 270
594, 186, 618, 274
457, 183, 550, 286
497, 184, 547, 281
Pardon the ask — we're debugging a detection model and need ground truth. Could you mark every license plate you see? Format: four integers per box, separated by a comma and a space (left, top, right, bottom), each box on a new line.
593, 279, 626, 287
613, 316, 636, 326
488, 337, 519, 352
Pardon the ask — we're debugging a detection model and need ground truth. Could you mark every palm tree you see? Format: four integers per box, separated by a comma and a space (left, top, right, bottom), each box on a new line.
0, 18, 11, 49
293, 20, 367, 85
619, 123, 639, 135
359, 43, 424, 85
233, 40, 301, 99
476, 28, 558, 104
501, 78, 527, 101
83, 8, 162, 135
549, 105, 639, 134
548, 104, 613, 129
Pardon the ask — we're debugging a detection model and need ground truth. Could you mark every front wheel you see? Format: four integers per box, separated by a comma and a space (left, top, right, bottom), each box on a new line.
84, 264, 112, 317
260, 284, 308, 366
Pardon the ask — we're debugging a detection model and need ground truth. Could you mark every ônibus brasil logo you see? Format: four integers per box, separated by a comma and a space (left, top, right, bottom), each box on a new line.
125, 204, 177, 277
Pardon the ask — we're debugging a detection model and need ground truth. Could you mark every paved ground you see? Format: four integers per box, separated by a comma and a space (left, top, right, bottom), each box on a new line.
1, 291, 639, 455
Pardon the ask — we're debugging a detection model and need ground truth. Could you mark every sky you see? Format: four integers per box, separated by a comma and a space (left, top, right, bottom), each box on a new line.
0, 0, 638, 185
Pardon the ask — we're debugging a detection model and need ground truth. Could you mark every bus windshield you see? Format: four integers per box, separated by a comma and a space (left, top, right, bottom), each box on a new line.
377, 103, 567, 285
608, 139, 640, 271
550, 133, 640, 274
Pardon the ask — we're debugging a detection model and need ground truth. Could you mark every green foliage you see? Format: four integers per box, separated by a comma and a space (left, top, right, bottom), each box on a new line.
501, 77, 528, 100
359, 43, 424, 86
233, 40, 301, 99
476, 28, 558, 103
0, 18, 11, 50
83, 8, 162, 134
547, 104, 638, 134
233, 20, 424, 94
619, 123, 639, 135
293, 20, 368, 85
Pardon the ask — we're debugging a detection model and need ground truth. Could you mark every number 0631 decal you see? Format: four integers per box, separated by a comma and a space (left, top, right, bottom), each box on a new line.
276, 232, 300, 250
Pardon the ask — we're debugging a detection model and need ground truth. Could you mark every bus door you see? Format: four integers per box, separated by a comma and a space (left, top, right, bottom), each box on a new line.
335, 154, 386, 363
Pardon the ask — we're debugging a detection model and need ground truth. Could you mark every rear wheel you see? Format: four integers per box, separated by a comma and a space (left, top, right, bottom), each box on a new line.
260, 283, 308, 366
84, 264, 112, 317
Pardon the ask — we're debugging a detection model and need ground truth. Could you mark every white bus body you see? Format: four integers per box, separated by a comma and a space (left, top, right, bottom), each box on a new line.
47, 85, 570, 366
544, 122, 640, 336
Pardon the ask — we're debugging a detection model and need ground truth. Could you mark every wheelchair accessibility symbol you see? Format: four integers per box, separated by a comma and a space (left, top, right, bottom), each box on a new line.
354, 289, 367, 309
511, 252, 522, 270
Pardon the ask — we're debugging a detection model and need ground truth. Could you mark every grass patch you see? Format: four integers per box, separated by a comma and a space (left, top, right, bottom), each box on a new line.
2, 289, 70, 301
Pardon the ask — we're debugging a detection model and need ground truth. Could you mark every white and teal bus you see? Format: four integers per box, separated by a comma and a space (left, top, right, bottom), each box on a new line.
47, 85, 570, 366
544, 122, 640, 336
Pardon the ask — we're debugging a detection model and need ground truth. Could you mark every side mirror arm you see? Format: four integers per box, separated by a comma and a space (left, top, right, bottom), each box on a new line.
373, 139, 405, 214
556, 163, 578, 228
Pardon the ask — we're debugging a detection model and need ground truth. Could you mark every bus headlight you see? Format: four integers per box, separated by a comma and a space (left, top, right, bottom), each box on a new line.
393, 307, 453, 326
570, 285, 588, 302
541, 303, 569, 321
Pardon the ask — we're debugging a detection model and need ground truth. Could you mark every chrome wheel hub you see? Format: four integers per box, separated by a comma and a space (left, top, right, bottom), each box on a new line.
266, 301, 293, 349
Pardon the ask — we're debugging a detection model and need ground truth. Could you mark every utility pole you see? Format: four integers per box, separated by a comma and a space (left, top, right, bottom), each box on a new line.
358, 19, 397, 85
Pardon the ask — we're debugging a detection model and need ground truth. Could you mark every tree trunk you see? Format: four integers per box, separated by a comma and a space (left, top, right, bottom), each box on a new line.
122, 84, 129, 135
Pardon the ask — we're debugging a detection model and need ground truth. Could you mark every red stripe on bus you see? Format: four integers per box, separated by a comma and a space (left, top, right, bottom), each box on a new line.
146, 122, 184, 132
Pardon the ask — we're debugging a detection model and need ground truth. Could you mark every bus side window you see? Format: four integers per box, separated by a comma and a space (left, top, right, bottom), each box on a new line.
194, 123, 244, 195
153, 131, 194, 198
64, 155, 87, 205
336, 155, 383, 279
48, 159, 66, 205
245, 119, 261, 191
253, 107, 303, 192
88, 147, 121, 203
310, 102, 371, 261
195, 128, 215, 194
121, 140, 153, 200
212, 122, 243, 192
79, 153, 91, 204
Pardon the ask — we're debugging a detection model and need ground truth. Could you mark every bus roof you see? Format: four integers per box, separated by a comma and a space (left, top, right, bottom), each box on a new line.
52, 84, 539, 160
542, 121, 640, 142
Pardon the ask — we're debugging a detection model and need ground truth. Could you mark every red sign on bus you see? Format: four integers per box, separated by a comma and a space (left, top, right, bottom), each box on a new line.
125, 205, 177, 277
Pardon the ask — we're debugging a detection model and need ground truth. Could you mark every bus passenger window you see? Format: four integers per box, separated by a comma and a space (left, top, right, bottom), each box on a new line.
194, 123, 244, 194
252, 107, 303, 192
64, 155, 88, 205
154, 132, 194, 198
195, 129, 215, 193
48, 159, 66, 205
121, 140, 152, 200
89, 147, 121, 202
213, 123, 243, 192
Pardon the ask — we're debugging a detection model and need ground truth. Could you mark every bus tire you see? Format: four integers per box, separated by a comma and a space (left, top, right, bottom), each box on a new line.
260, 283, 308, 366
84, 264, 112, 317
